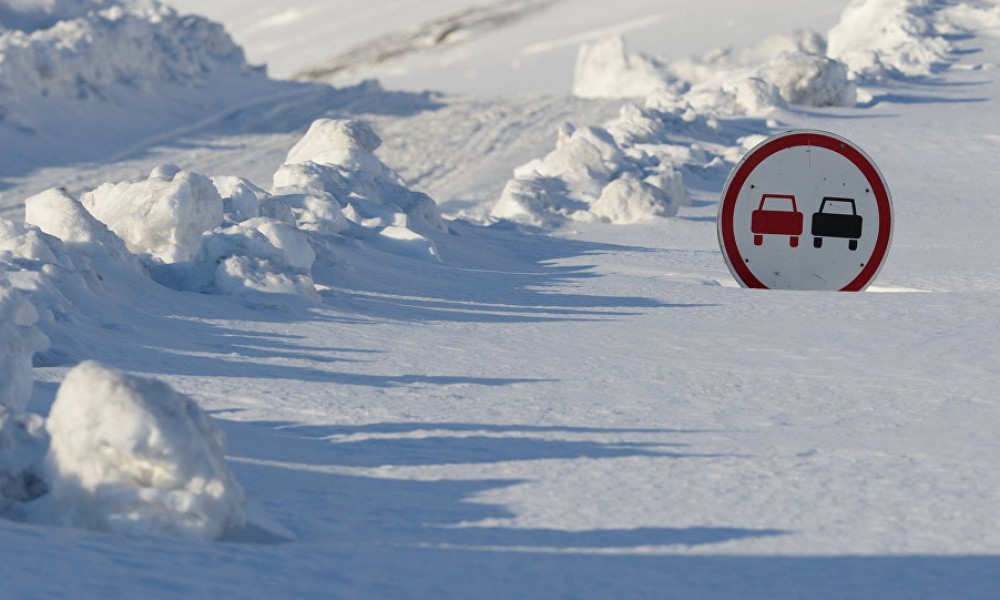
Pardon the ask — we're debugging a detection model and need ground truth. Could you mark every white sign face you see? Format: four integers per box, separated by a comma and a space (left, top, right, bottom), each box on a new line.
718, 130, 893, 291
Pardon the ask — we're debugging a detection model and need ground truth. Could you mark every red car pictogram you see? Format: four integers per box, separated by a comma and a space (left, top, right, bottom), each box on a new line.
751, 194, 803, 247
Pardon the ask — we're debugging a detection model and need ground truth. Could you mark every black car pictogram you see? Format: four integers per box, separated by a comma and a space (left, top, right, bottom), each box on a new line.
812, 197, 863, 251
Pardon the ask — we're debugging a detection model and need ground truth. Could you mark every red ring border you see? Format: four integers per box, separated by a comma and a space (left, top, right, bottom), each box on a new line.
718, 130, 893, 291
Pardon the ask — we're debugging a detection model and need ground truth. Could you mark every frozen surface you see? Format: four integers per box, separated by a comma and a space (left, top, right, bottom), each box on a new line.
0, 0, 999, 598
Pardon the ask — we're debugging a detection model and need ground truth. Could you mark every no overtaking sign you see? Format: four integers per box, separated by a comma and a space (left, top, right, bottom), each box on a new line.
718, 130, 893, 291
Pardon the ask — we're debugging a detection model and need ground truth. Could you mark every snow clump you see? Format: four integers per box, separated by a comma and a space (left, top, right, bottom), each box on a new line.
182, 218, 318, 299
45, 361, 245, 541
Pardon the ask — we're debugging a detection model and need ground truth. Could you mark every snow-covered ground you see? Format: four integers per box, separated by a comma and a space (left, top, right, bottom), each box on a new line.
3, 0, 1000, 598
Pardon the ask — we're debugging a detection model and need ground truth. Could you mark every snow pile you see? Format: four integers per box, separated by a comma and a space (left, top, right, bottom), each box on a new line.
573, 32, 856, 112
45, 361, 245, 541
0, 1, 261, 124
492, 104, 701, 226
0, 283, 48, 412
272, 119, 445, 261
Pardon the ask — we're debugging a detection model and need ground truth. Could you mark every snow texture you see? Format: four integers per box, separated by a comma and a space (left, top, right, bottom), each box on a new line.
45, 361, 245, 541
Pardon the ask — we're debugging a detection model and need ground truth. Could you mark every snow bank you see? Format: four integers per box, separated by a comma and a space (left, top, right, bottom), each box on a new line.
5, 116, 448, 304
0, 1, 261, 124
45, 361, 245, 541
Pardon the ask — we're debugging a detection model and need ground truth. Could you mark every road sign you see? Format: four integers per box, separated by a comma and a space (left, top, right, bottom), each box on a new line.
718, 130, 893, 291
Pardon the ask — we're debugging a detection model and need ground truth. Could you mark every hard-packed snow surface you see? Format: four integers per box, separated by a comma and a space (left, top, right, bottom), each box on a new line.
2, 0, 1000, 597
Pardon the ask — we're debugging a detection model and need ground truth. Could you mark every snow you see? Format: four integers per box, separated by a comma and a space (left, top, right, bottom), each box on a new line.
1, 0, 1000, 597
81, 166, 224, 263
45, 361, 245, 541
572, 32, 856, 110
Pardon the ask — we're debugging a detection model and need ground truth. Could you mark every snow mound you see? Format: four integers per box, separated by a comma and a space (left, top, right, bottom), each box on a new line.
45, 361, 245, 541
25, 187, 143, 275
0, 283, 48, 412
273, 118, 444, 261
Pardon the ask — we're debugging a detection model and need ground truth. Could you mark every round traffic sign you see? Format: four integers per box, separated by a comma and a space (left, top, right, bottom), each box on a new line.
718, 130, 893, 291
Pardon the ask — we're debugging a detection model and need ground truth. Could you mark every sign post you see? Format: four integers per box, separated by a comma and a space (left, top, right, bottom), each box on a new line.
718, 130, 893, 291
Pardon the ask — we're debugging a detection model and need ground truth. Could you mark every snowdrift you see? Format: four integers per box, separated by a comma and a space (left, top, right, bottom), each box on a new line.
495, 0, 987, 227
